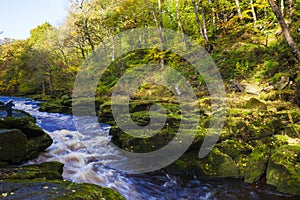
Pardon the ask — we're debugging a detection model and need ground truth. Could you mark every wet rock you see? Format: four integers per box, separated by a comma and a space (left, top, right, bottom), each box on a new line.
0, 117, 45, 137
26, 133, 53, 160
0, 162, 125, 199
0, 128, 52, 164
0, 180, 125, 200
0, 162, 64, 180
266, 145, 300, 195
0, 129, 27, 164
0, 113, 53, 164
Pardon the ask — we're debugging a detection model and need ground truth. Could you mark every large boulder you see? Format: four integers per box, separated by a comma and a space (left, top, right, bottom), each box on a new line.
0, 113, 53, 164
266, 145, 300, 195
0, 129, 27, 164
0, 162, 125, 199
0, 117, 45, 137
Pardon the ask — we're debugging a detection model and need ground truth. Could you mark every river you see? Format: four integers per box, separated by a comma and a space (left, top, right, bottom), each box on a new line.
0, 96, 297, 200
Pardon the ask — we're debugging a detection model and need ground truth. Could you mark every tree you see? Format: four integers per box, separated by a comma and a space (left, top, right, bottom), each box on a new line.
268, 0, 300, 62
235, 0, 243, 20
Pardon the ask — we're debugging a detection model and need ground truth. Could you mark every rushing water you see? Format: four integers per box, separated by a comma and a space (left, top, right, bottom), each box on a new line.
0, 96, 298, 200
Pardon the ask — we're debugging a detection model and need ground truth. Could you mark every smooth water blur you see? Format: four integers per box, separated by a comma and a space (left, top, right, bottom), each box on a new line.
0, 96, 298, 200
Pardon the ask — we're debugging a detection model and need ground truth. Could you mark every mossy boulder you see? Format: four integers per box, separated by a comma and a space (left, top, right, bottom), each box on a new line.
39, 101, 71, 114
0, 162, 64, 180
0, 128, 52, 164
0, 114, 53, 164
205, 148, 239, 177
0, 129, 27, 164
0, 162, 125, 199
240, 144, 269, 183
166, 148, 239, 178
26, 133, 53, 160
0, 117, 44, 138
215, 139, 252, 159
266, 145, 300, 195
244, 98, 267, 110
0, 180, 125, 200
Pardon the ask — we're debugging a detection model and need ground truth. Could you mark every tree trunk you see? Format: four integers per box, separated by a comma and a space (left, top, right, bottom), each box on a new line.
42, 79, 45, 95
287, 0, 294, 24
176, 0, 187, 46
280, 0, 284, 15
151, 0, 164, 67
235, 0, 243, 20
268, 0, 300, 62
192, 0, 205, 40
200, 0, 209, 42
250, 0, 257, 24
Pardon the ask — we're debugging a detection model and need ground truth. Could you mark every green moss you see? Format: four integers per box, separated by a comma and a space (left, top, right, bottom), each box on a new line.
241, 144, 269, 183
207, 148, 239, 177
285, 124, 300, 138
244, 98, 267, 110
216, 140, 252, 159
266, 145, 300, 195
0, 162, 63, 180
0, 179, 125, 200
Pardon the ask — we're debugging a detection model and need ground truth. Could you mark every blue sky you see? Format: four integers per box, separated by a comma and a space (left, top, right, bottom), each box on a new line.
0, 0, 70, 40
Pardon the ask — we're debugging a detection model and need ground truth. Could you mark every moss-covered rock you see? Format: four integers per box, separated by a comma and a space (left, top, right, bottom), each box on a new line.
0, 180, 125, 200
0, 128, 52, 164
0, 162, 125, 199
0, 129, 27, 164
0, 113, 53, 164
0, 162, 63, 180
26, 133, 53, 160
166, 148, 239, 178
266, 145, 300, 195
39, 101, 71, 114
215, 139, 252, 159
285, 124, 300, 138
244, 98, 267, 110
0, 117, 44, 137
240, 144, 269, 183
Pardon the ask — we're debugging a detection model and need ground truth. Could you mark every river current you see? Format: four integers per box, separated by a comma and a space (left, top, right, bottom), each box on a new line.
0, 96, 297, 200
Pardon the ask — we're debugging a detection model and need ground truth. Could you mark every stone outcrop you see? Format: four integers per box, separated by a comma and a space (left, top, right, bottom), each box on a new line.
0, 112, 53, 164
0, 162, 125, 199
99, 93, 300, 195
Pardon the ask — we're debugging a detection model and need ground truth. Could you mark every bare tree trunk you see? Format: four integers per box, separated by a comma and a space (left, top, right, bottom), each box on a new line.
235, 0, 243, 20
151, 0, 164, 67
192, 0, 205, 40
200, 0, 209, 42
269, 0, 300, 62
176, 0, 187, 46
280, 0, 284, 15
42, 79, 45, 95
287, 0, 294, 24
250, 0, 257, 24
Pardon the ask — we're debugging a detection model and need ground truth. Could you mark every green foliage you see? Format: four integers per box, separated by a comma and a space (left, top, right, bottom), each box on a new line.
0, 0, 299, 98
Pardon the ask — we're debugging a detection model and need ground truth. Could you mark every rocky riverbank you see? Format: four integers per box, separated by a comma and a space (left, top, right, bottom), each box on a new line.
0, 107, 125, 199
98, 88, 300, 195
